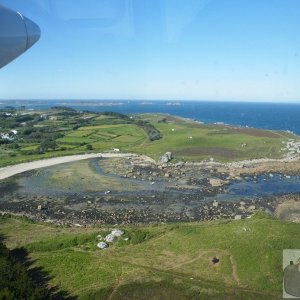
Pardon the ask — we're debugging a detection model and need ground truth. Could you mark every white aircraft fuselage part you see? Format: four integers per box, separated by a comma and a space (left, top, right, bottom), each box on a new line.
0, 5, 40, 68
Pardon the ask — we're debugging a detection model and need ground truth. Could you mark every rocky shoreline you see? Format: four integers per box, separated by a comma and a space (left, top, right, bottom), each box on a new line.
2, 153, 299, 226
0, 194, 278, 226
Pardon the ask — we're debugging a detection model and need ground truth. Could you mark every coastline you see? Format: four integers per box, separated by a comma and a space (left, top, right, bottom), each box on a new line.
1, 151, 300, 181
1, 152, 300, 226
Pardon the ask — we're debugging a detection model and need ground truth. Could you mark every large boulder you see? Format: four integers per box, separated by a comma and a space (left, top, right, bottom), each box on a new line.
212, 200, 219, 208
111, 229, 124, 237
105, 234, 116, 243
97, 242, 108, 249
159, 152, 172, 164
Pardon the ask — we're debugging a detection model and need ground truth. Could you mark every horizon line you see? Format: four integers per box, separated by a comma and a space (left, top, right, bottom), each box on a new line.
0, 98, 300, 104
1, 98, 300, 104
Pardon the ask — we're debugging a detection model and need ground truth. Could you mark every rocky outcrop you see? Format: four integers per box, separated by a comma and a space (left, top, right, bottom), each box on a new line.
159, 152, 172, 164
209, 178, 226, 187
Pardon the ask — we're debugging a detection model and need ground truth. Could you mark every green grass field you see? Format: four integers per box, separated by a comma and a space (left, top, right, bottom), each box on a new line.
1, 214, 298, 299
56, 124, 147, 150
0, 112, 296, 167
133, 114, 293, 161
51, 114, 297, 163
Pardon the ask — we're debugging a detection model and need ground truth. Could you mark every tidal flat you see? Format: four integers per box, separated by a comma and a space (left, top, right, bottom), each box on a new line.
1, 157, 300, 225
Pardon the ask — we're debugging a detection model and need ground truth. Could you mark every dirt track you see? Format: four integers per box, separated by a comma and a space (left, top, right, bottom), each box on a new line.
0, 153, 140, 180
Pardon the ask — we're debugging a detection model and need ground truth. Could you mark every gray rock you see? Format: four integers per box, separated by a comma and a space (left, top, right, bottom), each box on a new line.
248, 205, 256, 211
105, 234, 116, 243
212, 200, 219, 208
159, 152, 172, 164
111, 229, 124, 237
97, 242, 108, 249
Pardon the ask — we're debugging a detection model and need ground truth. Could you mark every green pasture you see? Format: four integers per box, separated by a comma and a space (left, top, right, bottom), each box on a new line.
134, 114, 291, 161
20, 143, 40, 151
0, 150, 86, 167
0, 214, 298, 299
0, 112, 296, 167
56, 124, 147, 151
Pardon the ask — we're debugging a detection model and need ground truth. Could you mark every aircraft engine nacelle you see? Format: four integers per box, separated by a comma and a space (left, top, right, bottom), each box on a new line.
0, 5, 40, 68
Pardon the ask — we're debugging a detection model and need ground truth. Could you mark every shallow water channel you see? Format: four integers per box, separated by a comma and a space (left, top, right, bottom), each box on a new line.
1, 160, 300, 201
1, 158, 300, 224
211, 173, 300, 202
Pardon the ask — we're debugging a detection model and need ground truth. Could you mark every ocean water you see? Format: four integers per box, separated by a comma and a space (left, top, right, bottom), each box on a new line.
1, 100, 300, 135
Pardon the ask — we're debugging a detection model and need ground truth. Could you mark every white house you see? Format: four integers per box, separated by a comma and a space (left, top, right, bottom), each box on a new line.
0, 133, 13, 141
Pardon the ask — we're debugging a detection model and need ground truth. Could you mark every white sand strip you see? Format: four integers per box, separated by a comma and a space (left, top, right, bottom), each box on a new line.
0, 153, 137, 180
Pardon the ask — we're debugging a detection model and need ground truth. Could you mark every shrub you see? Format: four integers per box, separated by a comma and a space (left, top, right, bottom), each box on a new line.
39, 140, 57, 152
26, 233, 98, 252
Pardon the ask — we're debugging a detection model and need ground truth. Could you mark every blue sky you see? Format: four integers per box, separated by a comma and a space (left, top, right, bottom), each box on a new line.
0, 0, 299, 102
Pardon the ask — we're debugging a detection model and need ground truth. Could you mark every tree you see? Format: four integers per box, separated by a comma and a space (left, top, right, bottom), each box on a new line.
39, 139, 57, 153
0, 241, 50, 299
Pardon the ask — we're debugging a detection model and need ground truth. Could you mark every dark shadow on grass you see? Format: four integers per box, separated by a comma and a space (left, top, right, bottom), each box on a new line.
0, 233, 6, 243
10, 245, 77, 299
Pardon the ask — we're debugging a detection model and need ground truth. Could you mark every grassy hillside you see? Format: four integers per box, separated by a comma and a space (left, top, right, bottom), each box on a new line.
136, 114, 293, 161
1, 214, 298, 299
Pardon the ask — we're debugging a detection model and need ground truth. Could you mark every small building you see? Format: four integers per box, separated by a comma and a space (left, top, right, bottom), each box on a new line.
0, 133, 13, 141
40, 114, 49, 119
113, 148, 120, 152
